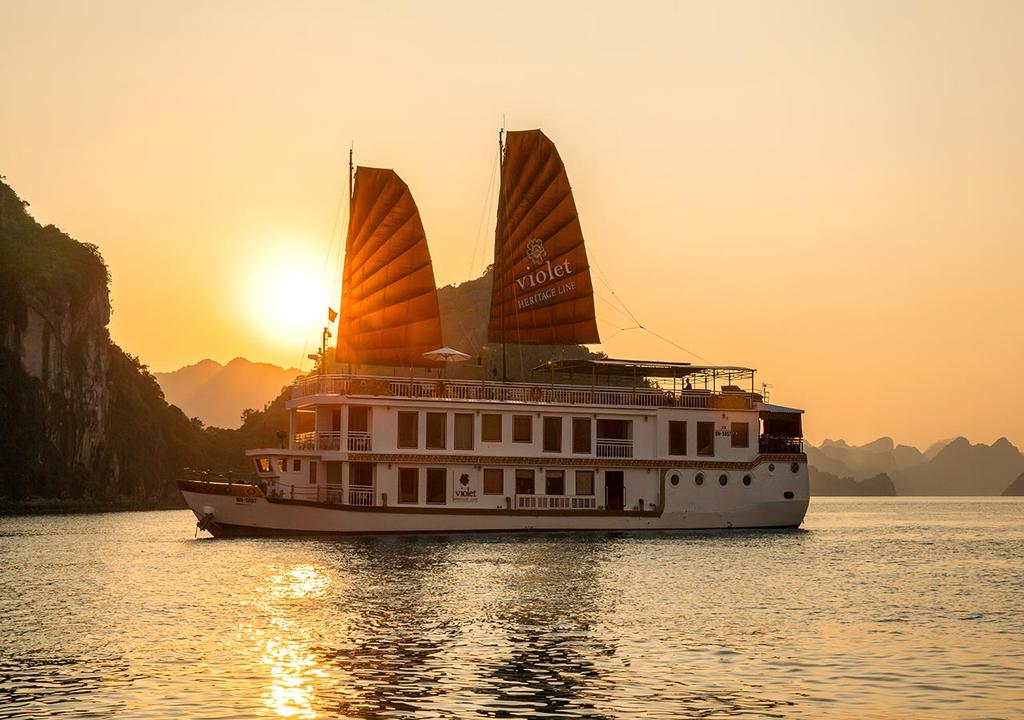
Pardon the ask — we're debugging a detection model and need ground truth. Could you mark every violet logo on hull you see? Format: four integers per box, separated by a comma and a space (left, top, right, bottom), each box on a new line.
453, 472, 479, 502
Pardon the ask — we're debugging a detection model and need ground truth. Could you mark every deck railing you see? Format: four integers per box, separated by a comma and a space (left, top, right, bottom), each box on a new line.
758, 435, 804, 453
317, 431, 341, 451
292, 431, 370, 452
292, 374, 755, 410
515, 494, 598, 510
596, 438, 634, 458
347, 487, 375, 506
265, 482, 377, 507
347, 431, 372, 452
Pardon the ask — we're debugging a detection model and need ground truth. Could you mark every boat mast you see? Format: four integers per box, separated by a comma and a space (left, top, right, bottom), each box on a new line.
346, 145, 354, 375
498, 127, 507, 383
348, 145, 354, 202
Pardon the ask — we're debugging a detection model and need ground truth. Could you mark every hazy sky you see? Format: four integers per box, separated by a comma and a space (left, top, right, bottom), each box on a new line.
2, 0, 1022, 449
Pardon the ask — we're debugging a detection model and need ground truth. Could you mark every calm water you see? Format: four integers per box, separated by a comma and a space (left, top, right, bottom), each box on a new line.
1, 499, 1022, 719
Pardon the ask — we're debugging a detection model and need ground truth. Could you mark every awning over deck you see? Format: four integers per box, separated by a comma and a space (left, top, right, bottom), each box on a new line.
534, 358, 755, 386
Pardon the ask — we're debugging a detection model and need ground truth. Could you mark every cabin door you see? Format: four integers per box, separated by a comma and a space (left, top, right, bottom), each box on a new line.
605, 471, 625, 511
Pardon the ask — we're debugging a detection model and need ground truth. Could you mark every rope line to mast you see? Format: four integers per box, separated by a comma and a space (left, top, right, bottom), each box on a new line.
589, 250, 712, 364
300, 156, 350, 369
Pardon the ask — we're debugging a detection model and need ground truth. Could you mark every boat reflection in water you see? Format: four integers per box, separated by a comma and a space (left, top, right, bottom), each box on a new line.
240, 535, 796, 718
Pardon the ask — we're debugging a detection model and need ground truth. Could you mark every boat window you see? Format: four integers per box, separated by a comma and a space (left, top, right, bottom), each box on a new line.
351, 462, 373, 487
512, 415, 533, 443
697, 421, 715, 456
572, 417, 592, 454
398, 467, 418, 503
515, 469, 535, 495
308, 461, 317, 484
596, 418, 631, 440
426, 412, 447, 450
669, 421, 687, 456
426, 468, 446, 504
731, 422, 749, 448
543, 417, 562, 452
719, 473, 728, 486
743, 474, 752, 486
483, 468, 504, 495
481, 414, 502, 442
695, 472, 705, 486
454, 413, 474, 450
397, 411, 418, 448
545, 470, 565, 496
575, 470, 595, 495
256, 457, 271, 473
292, 459, 301, 472
278, 458, 288, 473
349, 406, 369, 433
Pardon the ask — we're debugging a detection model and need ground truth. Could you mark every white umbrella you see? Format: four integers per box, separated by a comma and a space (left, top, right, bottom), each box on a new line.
423, 347, 471, 379
422, 346, 471, 363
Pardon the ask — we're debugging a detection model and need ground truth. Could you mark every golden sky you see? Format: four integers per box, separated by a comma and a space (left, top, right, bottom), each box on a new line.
1, 0, 1022, 449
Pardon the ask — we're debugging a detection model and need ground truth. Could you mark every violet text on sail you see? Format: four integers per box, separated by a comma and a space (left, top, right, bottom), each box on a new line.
514, 237, 576, 310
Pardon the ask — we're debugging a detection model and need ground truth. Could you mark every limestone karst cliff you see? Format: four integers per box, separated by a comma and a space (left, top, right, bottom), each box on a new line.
0, 179, 211, 507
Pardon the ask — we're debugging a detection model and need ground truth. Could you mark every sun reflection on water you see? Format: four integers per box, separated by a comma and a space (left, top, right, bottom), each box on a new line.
258, 564, 333, 718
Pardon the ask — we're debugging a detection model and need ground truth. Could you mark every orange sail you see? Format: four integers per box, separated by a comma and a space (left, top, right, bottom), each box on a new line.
488, 129, 601, 345
335, 166, 444, 367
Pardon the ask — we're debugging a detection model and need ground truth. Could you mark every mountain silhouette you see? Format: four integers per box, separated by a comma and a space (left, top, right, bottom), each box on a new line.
810, 471, 896, 496
899, 437, 1024, 495
154, 358, 301, 428
1002, 472, 1024, 496
809, 436, 1024, 495
807, 437, 926, 479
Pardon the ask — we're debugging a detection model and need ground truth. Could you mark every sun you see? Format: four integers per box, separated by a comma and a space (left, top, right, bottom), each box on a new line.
245, 250, 332, 350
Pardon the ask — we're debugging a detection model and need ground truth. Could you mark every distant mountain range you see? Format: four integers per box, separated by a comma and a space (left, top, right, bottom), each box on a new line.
154, 358, 302, 429
1003, 473, 1024, 496
808, 436, 1024, 496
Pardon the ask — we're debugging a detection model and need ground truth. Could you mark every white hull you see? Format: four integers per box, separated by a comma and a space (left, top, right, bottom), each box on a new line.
180, 460, 809, 537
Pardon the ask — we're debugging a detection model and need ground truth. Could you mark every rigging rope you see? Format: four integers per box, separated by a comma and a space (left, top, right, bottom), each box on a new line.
468, 148, 499, 279
300, 158, 349, 369
589, 247, 712, 364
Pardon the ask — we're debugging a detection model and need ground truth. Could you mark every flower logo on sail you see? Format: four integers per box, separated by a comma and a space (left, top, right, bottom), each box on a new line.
526, 237, 546, 267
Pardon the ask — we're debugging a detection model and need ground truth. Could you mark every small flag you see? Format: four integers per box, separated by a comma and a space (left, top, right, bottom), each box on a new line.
328, 307, 338, 323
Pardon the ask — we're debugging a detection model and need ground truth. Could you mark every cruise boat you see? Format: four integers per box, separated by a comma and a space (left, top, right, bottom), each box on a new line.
179, 129, 809, 536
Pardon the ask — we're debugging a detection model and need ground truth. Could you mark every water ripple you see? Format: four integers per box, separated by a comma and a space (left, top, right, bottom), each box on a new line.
1, 499, 1022, 718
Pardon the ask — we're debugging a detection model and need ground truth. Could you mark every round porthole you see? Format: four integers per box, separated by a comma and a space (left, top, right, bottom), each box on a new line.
695, 473, 705, 486
791, 462, 800, 474
768, 463, 775, 473
719, 474, 728, 486
670, 473, 680, 486
743, 474, 752, 486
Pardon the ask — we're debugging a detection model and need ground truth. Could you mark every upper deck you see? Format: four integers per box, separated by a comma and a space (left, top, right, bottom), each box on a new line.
291, 359, 762, 412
